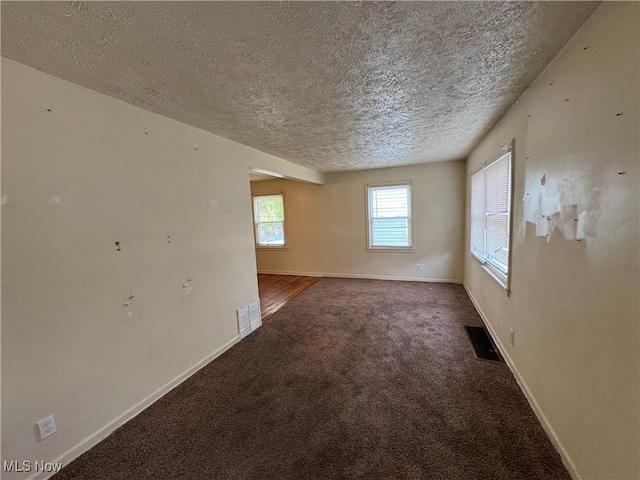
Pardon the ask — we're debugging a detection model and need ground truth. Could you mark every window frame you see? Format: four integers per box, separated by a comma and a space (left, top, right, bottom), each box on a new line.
470, 143, 514, 292
365, 181, 415, 252
252, 192, 287, 250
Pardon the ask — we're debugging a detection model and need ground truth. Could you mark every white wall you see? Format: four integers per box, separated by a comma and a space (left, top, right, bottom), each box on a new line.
0, 58, 321, 479
252, 160, 466, 283
464, 3, 639, 479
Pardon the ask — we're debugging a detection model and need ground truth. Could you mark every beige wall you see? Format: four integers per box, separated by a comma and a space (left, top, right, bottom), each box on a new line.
0, 58, 321, 478
464, 3, 639, 480
252, 160, 466, 283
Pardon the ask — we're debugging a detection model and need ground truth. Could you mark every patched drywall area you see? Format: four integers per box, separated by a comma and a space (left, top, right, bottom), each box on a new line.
1, 1, 598, 172
0, 58, 317, 478
521, 78, 629, 244
464, 3, 639, 479
252, 160, 466, 283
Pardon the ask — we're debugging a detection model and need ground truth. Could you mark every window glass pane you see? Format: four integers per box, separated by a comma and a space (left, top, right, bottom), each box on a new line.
371, 186, 408, 218
256, 195, 284, 222
257, 221, 284, 245
485, 213, 509, 274
486, 155, 510, 214
372, 218, 409, 246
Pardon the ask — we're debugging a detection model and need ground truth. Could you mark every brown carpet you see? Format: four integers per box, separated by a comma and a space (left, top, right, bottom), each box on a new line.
53, 278, 569, 480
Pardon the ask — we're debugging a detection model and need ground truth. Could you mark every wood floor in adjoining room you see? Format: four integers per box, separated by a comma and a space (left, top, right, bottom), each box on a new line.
258, 273, 321, 319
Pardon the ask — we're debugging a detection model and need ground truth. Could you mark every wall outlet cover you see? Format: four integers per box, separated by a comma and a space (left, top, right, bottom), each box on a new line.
37, 414, 56, 440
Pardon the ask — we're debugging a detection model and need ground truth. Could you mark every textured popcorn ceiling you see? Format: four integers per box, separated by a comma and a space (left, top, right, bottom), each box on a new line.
1, 1, 599, 173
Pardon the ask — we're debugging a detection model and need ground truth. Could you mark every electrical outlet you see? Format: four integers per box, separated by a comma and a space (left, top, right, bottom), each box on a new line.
290, 260, 295, 266
509, 328, 515, 346
37, 414, 56, 440
416, 264, 424, 271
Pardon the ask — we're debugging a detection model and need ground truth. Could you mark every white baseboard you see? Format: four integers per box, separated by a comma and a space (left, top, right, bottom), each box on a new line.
258, 270, 324, 277
462, 283, 582, 480
29, 335, 241, 480
257, 269, 462, 284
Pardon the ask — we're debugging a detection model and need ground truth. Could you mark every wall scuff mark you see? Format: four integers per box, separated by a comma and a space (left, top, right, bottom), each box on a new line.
181, 278, 193, 301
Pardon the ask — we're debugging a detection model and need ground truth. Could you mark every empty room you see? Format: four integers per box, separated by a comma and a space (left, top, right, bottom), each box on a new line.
1, 2, 638, 480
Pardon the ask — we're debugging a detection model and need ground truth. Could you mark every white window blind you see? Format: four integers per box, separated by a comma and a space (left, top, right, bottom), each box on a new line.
367, 183, 412, 248
253, 194, 285, 246
470, 151, 512, 283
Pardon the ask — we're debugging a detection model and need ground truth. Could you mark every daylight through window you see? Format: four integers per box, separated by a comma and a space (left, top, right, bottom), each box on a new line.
470, 150, 512, 286
253, 194, 285, 247
367, 182, 412, 249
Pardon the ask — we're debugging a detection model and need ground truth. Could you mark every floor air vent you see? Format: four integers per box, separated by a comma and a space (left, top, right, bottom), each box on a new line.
464, 326, 503, 362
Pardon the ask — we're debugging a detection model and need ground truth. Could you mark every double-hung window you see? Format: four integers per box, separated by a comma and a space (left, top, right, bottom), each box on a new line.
470, 147, 512, 288
366, 182, 413, 250
253, 194, 285, 247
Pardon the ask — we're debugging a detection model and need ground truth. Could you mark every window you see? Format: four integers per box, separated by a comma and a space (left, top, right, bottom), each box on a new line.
366, 182, 412, 250
470, 148, 512, 287
253, 194, 285, 247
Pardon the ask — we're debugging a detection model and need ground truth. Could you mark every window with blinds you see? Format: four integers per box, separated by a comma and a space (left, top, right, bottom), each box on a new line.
366, 182, 412, 249
470, 150, 512, 285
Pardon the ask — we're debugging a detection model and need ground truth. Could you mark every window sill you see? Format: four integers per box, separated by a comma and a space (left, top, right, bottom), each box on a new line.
367, 247, 416, 253
472, 253, 509, 293
256, 246, 289, 251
